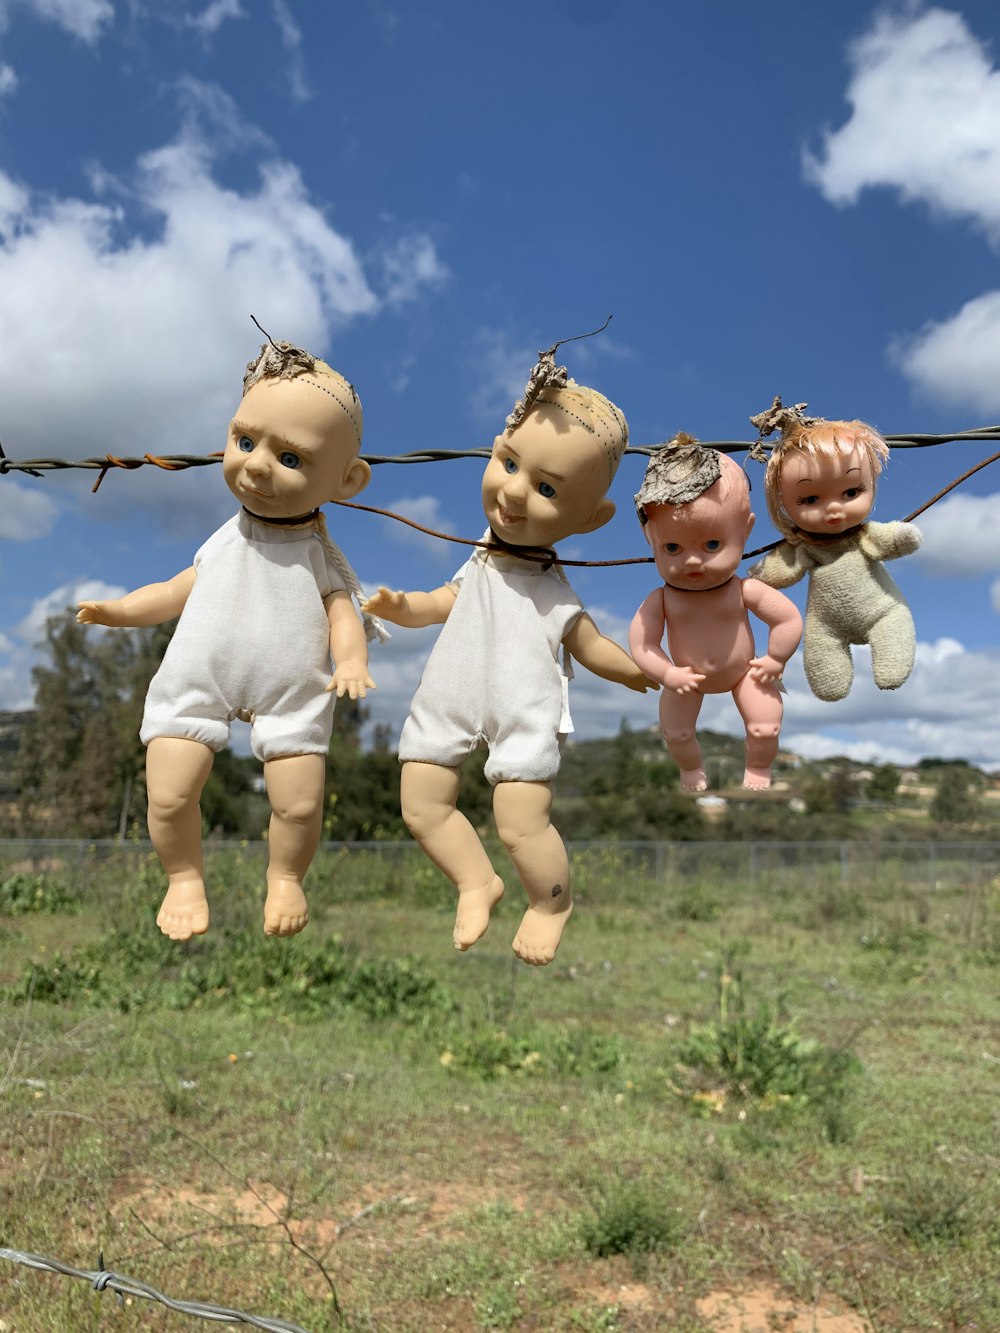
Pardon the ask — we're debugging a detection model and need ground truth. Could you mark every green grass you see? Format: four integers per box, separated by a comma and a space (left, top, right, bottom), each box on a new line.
0, 843, 998, 1330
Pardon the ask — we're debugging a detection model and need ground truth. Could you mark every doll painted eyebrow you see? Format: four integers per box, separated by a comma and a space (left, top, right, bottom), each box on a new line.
501, 444, 566, 484
230, 419, 308, 457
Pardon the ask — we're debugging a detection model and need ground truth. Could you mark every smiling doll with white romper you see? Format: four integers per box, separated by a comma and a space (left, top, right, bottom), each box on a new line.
78, 340, 382, 941
748, 397, 922, 702
363, 347, 655, 966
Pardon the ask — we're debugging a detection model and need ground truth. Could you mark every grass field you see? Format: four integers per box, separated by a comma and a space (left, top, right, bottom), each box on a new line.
0, 841, 998, 1332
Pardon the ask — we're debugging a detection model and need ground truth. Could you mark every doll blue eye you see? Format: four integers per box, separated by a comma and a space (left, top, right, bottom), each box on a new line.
278, 452, 301, 469
705, 539, 721, 551
503, 457, 518, 474
237, 435, 254, 453
538, 481, 556, 498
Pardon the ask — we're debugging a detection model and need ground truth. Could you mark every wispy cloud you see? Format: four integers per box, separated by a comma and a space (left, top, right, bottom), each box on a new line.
271, 0, 310, 102
912, 491, 1000, 576
185, 0, 244, 39
0, 479, 59, 540
0, 0, 114, 43
376, 232, 449, 307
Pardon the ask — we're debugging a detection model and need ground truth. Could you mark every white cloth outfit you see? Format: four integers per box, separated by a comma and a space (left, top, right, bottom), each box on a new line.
397, 548, 584, 784
141, 511, 348, 761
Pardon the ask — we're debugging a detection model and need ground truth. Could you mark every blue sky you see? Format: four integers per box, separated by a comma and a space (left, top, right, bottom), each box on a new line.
1, 0, 1000, 769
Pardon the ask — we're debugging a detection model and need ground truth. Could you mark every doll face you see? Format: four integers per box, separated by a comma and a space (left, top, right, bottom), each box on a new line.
778, 445, 874, 535
645, 495, 752, 590
482, 406, 614, 548
224, 377, 369, 520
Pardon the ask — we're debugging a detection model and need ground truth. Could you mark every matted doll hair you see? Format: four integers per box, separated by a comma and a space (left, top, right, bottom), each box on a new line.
760, 410, 889, 541
243, 339, 363, 451
506, 346, 629, 487
635, 434, 748, 525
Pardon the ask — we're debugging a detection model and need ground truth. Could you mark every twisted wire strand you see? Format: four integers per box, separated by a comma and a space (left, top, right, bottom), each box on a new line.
0, 1246, 312, 1332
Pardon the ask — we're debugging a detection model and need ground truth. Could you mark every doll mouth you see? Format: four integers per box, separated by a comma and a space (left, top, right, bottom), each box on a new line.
496, 506, 525, 526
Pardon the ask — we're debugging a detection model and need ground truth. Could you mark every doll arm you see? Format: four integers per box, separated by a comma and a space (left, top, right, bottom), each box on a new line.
749, 542, 809, 589
325, 591, 375, 700
564, 613, 658, 692
863, 520, 923, 561
628, 591, 705, 694
76, 567, 196, 627
361, 584, 457, 628
741, 578, 803, 683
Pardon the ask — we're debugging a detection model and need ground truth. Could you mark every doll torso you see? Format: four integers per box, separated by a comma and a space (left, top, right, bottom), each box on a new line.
661, 577, 757, 693
397, 549, 584, 784
798, 526, 907, 642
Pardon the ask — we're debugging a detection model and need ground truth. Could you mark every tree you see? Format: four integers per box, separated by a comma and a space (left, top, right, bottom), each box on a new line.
867, 763, 900, 804
930, 767, 979, 826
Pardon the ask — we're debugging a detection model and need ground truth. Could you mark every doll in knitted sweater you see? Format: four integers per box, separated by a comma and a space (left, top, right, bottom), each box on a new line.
749, 399, 921, 703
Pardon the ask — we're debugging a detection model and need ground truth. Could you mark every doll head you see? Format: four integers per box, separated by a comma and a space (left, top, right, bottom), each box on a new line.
483, 353, 628, 549
636, 439, 754, 590
762, 413, 889, 542
224, 341, 370, 522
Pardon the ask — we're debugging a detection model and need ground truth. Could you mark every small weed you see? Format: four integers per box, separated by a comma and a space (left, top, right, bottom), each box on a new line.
580, 1178, 684, 1274
673, 886, 720, 922
674, 969, 860, 1117
441, 1026, 622, 1079
0, 872, 78, 916
882, 1168, 970, 1243
475, 1280, 524, 1330
858, 920, 931, 955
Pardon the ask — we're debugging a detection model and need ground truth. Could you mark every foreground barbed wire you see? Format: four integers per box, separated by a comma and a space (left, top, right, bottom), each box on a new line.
0, 1246, 314, 1332
0, 424, 999, 483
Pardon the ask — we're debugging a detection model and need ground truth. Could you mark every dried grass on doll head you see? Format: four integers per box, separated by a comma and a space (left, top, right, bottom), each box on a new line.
242, 339, 363, 450
635, 434, 748, 527
505, 345, 628, 487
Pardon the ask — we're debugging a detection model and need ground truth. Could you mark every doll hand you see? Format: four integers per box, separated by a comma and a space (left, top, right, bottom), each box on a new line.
625, 667, 661, 694
327, 661, 376, 700
76, 600, 118, 626
663, 664, 706, 694
892, 521, 922, 557
361, 586, 406, 620
748, 655, 785, 685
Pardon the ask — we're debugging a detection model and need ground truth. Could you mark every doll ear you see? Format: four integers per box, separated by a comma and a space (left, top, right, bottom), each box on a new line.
746, 511, 756, 539
339, 457, 371, 500
578, 497, 616, 535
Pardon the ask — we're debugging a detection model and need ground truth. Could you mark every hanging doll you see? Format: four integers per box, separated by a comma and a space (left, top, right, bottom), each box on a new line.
748, 397, 922, 702
77, 338, 384, 941
629, 435, 802, 792
362, 346, 655, 966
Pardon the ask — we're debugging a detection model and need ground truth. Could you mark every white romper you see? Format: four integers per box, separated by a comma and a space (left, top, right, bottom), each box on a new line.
397, 549, 584, 784
140, 511, 347, 761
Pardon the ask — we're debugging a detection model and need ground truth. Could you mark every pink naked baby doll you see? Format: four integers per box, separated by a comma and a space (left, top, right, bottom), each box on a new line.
77, 339, 383, 941
363, 348, 655, 967
629, 436, 802, 792
749, 398, 922, 702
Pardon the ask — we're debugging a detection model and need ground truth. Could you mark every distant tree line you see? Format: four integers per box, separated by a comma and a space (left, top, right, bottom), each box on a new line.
4, 611, 997, 843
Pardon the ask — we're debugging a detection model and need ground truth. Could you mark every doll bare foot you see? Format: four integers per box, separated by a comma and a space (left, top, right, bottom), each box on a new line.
512, 897, 573, 967
454, 875, 505, 951
680, 767, 707, 793
742, 767, 772, 790
264, 878, 309, 937
156, 879, 210, 941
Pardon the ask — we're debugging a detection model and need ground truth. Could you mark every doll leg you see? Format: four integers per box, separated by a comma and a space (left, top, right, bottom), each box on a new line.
803, 618, 854, 702
145, 736, 214, 941
493, 780, 571, 967
261, 752, 325, 936
659, 689, 707, 791
400, 760, 504, 950
869, 603, 916, 691
732, 673, 783, 789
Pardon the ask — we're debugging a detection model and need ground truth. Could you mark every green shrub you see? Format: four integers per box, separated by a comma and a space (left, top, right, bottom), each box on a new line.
882, 1169, 970, 1244
441, 1026, 623, 1080
581, 1179, 684, 1263
0, 872, 78, 915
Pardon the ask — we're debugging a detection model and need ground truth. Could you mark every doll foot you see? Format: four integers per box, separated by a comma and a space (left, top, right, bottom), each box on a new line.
742, 767, 772, 790
453, 875, 505, 951
156, 879, 210, 941
680, 768, 708, 793
512, 896, 573, 967
264, 879, 309, 937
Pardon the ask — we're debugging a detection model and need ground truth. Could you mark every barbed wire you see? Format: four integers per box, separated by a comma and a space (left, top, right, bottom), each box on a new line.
0, 1245, 313, 1332
0, 424, 999, 485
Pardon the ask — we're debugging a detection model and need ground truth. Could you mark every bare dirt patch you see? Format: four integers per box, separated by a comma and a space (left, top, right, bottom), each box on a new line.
696, 1285, 869, 1332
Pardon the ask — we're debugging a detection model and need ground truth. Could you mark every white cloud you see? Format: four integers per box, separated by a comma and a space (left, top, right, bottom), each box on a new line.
467, 328, 532, 428
271, 0, 309, 102
0, 92, 447, 536
377, 233, 449, 307
0, 0, 113, 42
185, 0, 243, 37
912, 491, 1000, 575
805, 7, 1000, 239
0, 478, 58, 539
892, 291, 1000, 413
380, 494, 457, 558
0, 62, 16, 96
15, 578, 124, 645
